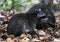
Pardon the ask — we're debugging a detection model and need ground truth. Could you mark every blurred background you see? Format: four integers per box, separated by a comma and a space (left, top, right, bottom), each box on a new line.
0, 0, 41, 13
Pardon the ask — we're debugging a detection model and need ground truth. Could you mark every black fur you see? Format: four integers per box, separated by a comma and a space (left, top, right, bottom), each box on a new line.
7, 13, 38, 37
27, 3, 56, 30
7, 3, 56, 37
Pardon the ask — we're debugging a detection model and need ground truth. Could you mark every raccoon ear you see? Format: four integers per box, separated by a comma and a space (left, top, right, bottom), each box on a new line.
35, 9, 39, 14
35, 9, 41, 14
